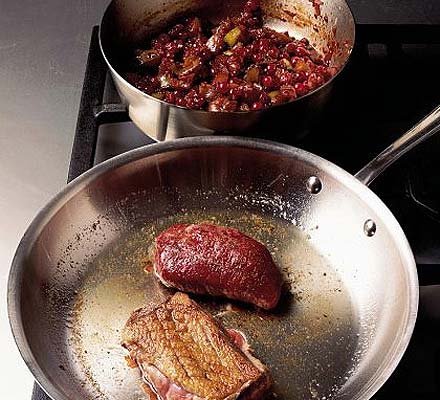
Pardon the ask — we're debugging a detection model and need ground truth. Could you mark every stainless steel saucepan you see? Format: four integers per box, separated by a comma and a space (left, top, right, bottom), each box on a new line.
99, 0, 355, 140
8, 106, 440, 400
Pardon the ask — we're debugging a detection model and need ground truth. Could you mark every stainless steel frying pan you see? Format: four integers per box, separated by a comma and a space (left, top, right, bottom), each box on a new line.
8, 106, 440, 400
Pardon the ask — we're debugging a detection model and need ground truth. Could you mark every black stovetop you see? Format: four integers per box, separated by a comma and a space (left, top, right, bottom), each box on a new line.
33, 20, 440, 400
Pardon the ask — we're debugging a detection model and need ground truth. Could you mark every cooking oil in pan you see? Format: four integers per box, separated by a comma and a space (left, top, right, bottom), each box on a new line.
69, 209, 359, 400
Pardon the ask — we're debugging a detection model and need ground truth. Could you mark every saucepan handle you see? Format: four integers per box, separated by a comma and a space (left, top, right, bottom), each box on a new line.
355, 105, 440, 186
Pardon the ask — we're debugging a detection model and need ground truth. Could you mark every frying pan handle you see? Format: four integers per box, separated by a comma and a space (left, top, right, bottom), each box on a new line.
355, 105, 440, 186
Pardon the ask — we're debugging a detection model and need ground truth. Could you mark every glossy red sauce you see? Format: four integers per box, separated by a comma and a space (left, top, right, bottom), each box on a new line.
125, 0, 337, 112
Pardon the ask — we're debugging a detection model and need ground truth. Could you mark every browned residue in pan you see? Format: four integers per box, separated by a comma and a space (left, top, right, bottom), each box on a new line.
142, 259, 153, 273
308, 0, 323, 17
324, 27, 339, 62
141, 382, 159, 400
282, 8, 314, 29
261, 0, 345, 67
282, 8, 297, 19
124, 355, 137, 368
131, 0, 197, 43
68, 209, 359, 400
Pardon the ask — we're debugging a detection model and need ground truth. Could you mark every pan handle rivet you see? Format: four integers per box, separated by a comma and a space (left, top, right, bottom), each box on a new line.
364, 219, 376, 237
306, 176, 322, 194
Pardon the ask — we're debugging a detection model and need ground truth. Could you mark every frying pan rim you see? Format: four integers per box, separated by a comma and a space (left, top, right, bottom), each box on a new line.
7, 136, 418, 400
98, 0, 356, 115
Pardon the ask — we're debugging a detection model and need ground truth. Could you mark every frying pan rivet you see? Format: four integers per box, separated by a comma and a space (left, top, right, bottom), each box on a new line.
306, 176, 322, 194
364, 219, 376, 237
